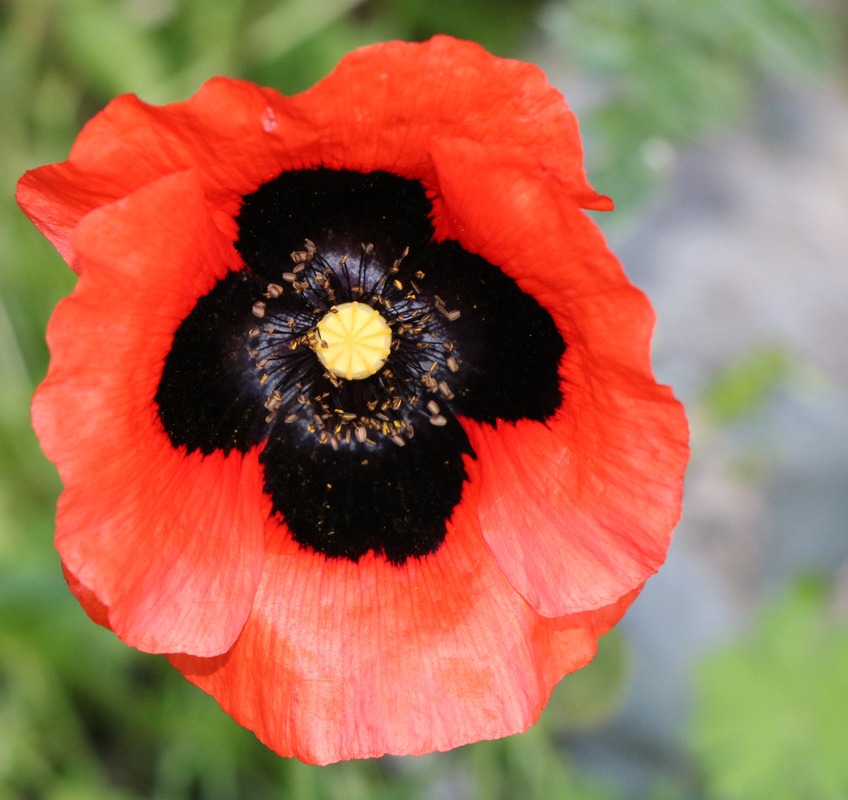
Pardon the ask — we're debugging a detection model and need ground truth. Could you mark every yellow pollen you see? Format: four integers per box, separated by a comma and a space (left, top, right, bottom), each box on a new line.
314, 302, 392, 380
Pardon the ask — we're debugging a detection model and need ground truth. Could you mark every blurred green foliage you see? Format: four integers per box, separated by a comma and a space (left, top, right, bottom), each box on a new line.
1, 0, 846, 798
544, 0, 836, 211
693, 579, 848, 800
703, 345, 795, 425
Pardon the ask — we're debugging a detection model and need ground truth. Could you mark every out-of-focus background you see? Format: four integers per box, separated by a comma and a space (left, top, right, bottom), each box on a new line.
1, 1, 847, 798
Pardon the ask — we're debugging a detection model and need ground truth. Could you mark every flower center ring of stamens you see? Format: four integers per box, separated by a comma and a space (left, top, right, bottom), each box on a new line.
314, 302, 392, 380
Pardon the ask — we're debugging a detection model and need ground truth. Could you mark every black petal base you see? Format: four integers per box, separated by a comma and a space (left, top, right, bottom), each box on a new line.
261, 415, 473, 563
156, 168, 567, 563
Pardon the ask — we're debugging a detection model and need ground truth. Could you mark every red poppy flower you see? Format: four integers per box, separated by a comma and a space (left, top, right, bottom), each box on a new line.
18, 36, 688, 764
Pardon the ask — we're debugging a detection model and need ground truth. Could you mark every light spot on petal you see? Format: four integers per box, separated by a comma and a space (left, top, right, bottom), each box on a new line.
261, 106, 278, 133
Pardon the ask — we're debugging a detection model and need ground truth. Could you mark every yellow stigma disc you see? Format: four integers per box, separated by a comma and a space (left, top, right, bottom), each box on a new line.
314, 302, 392, 380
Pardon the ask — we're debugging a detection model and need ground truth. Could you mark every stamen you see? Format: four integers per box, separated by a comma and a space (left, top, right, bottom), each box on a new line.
243, 239, 463, 449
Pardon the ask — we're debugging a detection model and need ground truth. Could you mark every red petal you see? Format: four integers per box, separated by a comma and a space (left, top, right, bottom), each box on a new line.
16, 37, 607, 269
432, 138, 689, 616
33, 172, 267, 655
301, 36, 604, 204
171, 488, 636, 764
62, 561, 111, 629
15, 78, 314, 267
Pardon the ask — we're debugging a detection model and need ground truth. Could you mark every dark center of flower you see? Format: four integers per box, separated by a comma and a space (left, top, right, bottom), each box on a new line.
243, 237, 463, 452
155, 168, 566, 564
